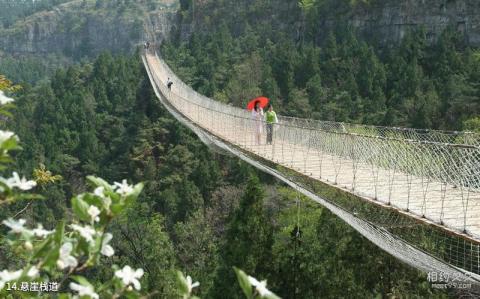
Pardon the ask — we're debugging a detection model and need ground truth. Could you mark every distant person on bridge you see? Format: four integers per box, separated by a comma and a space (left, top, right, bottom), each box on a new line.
252, 101, 264, 145
167, 77, 173, 90
265, 104, 278, 144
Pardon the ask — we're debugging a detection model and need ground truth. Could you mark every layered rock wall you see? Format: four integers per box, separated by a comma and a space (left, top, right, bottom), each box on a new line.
0, 0, 177, 57
344, 0, 480, 45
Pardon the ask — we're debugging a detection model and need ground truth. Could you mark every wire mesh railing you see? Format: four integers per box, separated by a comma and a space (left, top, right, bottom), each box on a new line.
143, 51, 480, 284
146, 52, 480, 242
280, 116, 480, 146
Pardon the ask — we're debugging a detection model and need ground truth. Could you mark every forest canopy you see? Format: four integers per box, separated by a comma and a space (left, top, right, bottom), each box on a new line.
0, 0, 476, 297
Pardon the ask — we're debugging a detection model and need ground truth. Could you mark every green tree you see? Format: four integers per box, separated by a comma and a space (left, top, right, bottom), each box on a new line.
286, 88, 312, 118
210, 176, 274, 299
174, 210, 218, 297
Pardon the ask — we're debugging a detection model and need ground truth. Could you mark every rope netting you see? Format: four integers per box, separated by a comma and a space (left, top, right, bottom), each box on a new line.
143, 52, 480, 285
280, 116, 480, 146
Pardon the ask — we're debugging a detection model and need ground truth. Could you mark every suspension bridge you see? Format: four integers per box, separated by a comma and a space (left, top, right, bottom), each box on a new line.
142, 51, 480, 285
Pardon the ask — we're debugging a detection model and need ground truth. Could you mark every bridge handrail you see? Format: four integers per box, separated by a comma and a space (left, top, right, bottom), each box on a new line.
154, 53, 479, 150
278, 115, 480, 146
154, 53, 480, 148
144, 51, 480, 282
149, 52, 480, 192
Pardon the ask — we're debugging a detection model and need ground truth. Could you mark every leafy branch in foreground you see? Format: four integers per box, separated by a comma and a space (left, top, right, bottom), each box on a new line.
177, 271, 200, 299
0, 79, 148, 298
234, 268, 280, 299
0, 76, 280, 298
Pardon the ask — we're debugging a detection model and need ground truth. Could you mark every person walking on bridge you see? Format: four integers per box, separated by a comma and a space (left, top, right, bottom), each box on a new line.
265, 104, 278, 144
252, 101, 264, 145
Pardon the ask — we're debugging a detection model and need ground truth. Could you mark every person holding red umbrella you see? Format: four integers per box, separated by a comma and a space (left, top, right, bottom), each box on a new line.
247, 97, 269, 145
251, 100, 264, 145
246, 97, 269, 111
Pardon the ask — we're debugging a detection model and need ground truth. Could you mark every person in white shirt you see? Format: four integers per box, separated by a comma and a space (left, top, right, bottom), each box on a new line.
251, 101, 264, 145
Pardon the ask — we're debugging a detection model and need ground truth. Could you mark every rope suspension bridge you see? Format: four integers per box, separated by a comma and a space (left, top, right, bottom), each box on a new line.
142, 51, 480, 286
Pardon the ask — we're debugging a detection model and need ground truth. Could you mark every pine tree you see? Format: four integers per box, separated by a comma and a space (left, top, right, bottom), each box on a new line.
174, 210, 218, 297
209, 175, 273, 299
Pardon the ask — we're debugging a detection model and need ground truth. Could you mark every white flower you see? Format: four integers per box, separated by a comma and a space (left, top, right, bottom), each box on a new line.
0, 176, 15, 190
103, 196, 111, 210
87, 205, 100, 222
0, 269, 22, 281
186, 275, 200, 294
0, 91, 14, 105
94, 187, 111, 210
100, 233, 114, 257
103, 196, 112, 211
0, 130, 15, 143
69, 282, 99, 299
24, 241, 33, 251
3, 172, 37, 190
94, 186, 105, 198
0, 267, 38, 290
0, 269, 22, 289
27, 266, 39, 278
70, 224, 96, 244
2, 218, 27, 234
32, 224, 53, 238
115, 265, 144, 290
113, 179, 134, 196
248, 276, 273, 297
57, 242, 78, 270
11, 172, 37, 190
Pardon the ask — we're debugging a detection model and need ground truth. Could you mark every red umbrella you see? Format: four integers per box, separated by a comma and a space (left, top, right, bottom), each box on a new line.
247, 96, 269, 111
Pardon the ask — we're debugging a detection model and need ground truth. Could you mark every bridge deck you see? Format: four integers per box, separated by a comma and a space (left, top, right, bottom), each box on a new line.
145, 53, 480, 242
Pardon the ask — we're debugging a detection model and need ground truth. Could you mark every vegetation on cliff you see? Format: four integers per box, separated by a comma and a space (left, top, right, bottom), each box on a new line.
165, 0, 480, 131
1, 49, 448, 297
1, 0, 478, 298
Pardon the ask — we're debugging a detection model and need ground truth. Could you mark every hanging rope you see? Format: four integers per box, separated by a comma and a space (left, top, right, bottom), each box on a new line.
292, 196, 301, 299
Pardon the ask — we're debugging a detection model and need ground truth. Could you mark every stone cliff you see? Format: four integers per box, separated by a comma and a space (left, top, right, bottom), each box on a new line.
1, 0, 479, 60
0, 0, 177, 58
336, 0, 480, 46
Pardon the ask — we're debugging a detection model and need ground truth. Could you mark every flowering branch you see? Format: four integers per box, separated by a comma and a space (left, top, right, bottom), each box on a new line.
0, 75, 282, 299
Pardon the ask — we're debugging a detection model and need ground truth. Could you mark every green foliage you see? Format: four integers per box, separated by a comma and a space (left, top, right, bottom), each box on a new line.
298, 0, 315, 12
210, 176, 274, 299
109, 210, 178, 297
0, 173, 148, 298
463, 117, 480, 132
4, 52, 273, 297
33, 164, 62, 187
0, 74, 153, 298
160, 1, 466, 297
286, 88, 312, 118
0, 71, 272, 299
174, 210, 218, 296
234, 267, 280, 299
163, 1, 479, 130
176, 270, 200, 299
0, 75, 21, 93
5, 0, 469, 292
0, 0, 70, 28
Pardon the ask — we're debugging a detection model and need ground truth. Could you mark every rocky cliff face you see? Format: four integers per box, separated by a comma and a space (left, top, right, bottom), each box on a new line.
179, 0, 480, 47
0, 0, 177, 58
1, 0, 479, 59
339, 0, 480, 46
